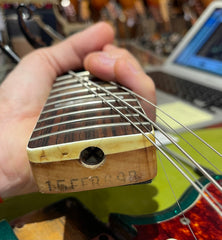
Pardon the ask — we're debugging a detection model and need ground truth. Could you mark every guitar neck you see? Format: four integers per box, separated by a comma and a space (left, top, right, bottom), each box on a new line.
27, 71, 157, 193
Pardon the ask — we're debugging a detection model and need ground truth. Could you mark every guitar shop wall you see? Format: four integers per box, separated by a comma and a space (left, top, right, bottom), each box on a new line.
0, 0, 215, 85
0, 1, 221, 237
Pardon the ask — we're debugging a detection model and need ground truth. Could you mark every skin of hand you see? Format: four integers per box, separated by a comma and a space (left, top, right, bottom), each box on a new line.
0, 22, 155, 198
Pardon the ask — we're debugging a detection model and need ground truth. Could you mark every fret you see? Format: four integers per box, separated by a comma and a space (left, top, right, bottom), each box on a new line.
45, 91, 130, 108
55, 71, 90, 82
55, 74, 73, 82
38, 106, 139, 123
47, 85, 118, 100
38, 106, 140, 123
50, 83, 86, 94
42, 98, 138, 114
27, 71, 156, 193
48, 87, 91, 100
29, 124, 151, 148
53, 74, 91, 87
30, 72, 151, 147
31, 109, 150, 144
51, 79, 111, 94
53, 78, 79, 87
30, 121, 150, 142
34, 114, 140, 132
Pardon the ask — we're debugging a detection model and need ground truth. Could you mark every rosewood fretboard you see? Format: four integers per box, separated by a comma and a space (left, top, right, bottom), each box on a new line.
28, 71, 153, 149
27, 71, 156, 193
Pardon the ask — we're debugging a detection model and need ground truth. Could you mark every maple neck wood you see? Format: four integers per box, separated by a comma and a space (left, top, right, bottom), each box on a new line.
27, 71, 157, 193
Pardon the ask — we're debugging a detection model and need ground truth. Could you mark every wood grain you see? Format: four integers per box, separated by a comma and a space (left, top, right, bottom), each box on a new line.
28, 72, 157, 193
31, 146, 156, 193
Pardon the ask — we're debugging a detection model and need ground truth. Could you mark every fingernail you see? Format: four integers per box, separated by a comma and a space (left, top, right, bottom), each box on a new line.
126, 60, 140, 74
98, 52, 116, 66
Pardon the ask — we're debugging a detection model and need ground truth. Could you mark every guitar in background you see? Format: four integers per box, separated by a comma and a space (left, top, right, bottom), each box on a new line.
0, 3, 221, 239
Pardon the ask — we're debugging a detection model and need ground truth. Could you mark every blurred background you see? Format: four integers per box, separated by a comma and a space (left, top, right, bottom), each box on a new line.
0, 0, 216, 82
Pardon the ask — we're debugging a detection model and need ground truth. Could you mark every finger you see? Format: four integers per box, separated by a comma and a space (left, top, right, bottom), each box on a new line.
0, 22, 114, 117
84, 46, 156, 120
47, 22, 114, 75
115, 58, 156, 120
84, 44, 141, 81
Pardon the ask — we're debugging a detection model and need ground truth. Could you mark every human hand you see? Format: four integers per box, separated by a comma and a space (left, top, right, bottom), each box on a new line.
0, 22, 155, 198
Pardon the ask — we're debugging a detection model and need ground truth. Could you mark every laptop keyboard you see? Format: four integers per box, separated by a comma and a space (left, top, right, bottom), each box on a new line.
148, 71, 222, 110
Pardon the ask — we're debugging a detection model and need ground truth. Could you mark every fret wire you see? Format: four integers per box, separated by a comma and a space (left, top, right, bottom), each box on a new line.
30, 122, 149, 142
34, 114, 139, 132
50, 83, 88, 94
120, 100, 152, 130
113, 81, 222, 158
45, 71, 222, 218
48, 85, 118, 100
100, 90, 222, 215
38, 106, 141, 123
42, 99, 137, 115
53, 76, 89, 88
109, 80, 222, 188
71, 72, 222, 193
55, 74, 73, 82
53, 74, 92, 87
47, 93, 99, 107
45, 91, 130, 108
31, 71, 221, 218
71, 72, 222, 215
52, 76, 101, 93
53, 78, 79, 87
54, 71, 90, 82
48, 87, 93, 100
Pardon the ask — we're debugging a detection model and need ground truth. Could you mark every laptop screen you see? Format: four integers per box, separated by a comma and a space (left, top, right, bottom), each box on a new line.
174, 8, 222, 76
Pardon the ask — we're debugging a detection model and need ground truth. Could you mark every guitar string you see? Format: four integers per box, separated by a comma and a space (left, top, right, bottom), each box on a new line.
49, 83, 117, 96
68, 71, 221, 177
34, 114, 140, 132
114, 81, 222, 207
38, 106, 140, 123
157, 151, 198, 240
57, 71, 221, 175
102, 84, 222, 213
47, 84, 115, 100
30, 71, 222, 217
76, 81, 222, 240
114, 81, 222, 158
30, 122, 148, 141
73, 74, 222, 216
70, 72, 222, 216
114, 96, 222, 211
108, 92, 214, 237
115, 95, 219, 238
108, 77, 222, 176
168, 151, 222, 211
41, 98, 137, 114
45, 91, 128, 107
69, 71, 222, 193
156, 114, 222, 175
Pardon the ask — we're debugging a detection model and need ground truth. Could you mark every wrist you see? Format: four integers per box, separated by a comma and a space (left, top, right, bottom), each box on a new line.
0, 172, 38, 199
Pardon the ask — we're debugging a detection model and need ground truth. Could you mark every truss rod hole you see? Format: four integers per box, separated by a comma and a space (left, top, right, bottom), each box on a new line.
80, 146, 105, 168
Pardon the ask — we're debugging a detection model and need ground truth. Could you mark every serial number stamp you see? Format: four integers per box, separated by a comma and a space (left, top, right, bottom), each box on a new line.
45, 170, 143, 192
